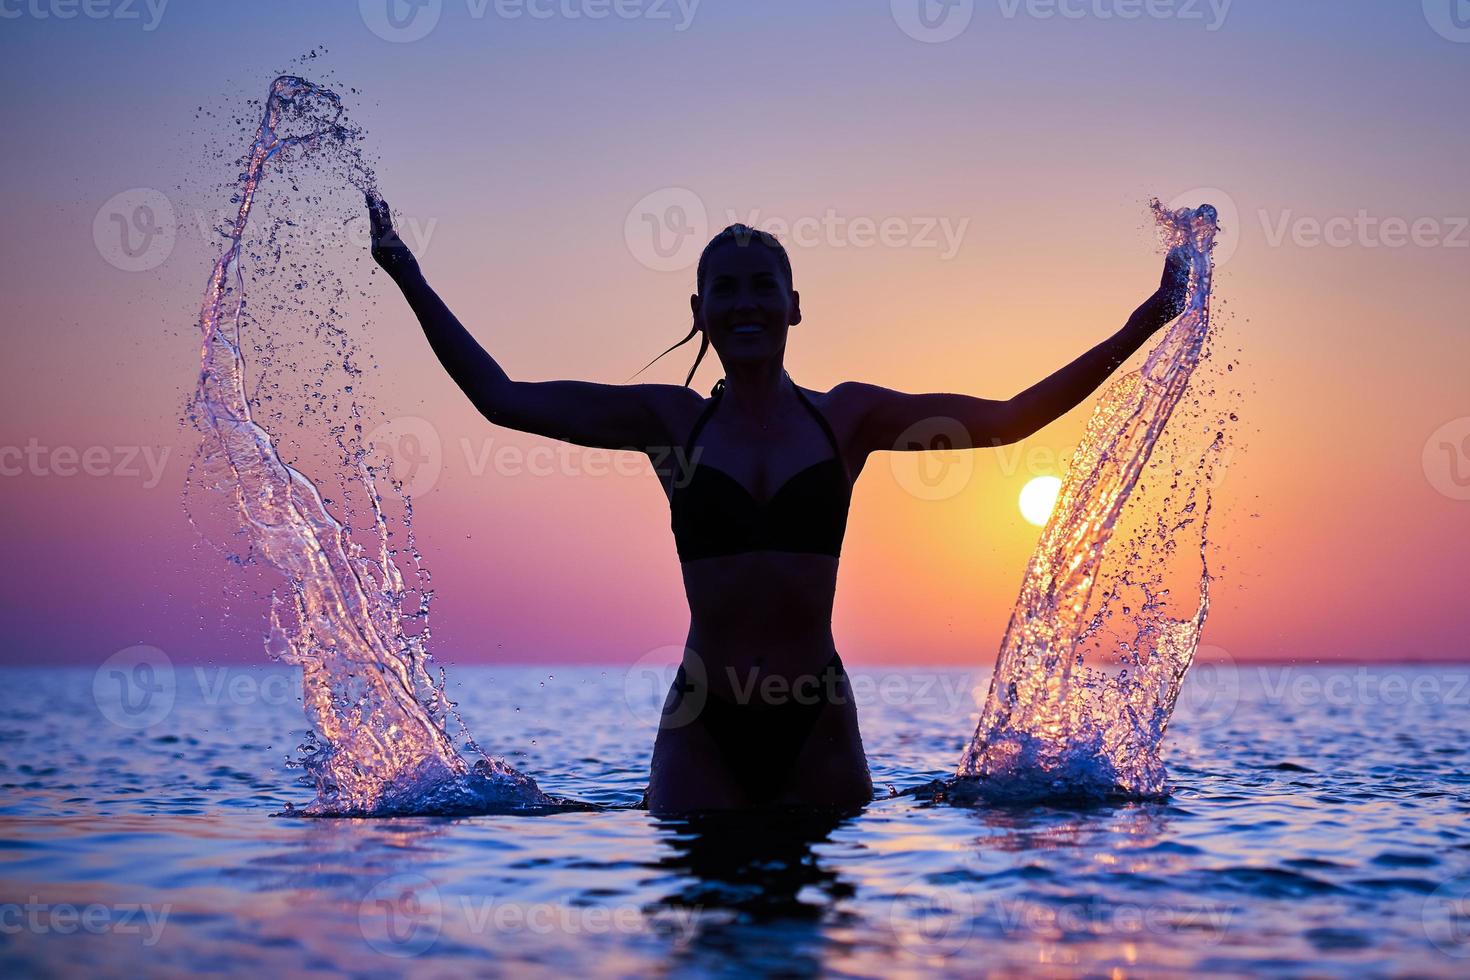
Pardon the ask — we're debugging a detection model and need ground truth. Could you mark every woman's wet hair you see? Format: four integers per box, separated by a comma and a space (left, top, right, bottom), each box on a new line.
630, 224, 794, 394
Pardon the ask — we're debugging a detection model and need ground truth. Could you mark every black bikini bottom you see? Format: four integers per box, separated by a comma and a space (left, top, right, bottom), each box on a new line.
666, 653, 851, 805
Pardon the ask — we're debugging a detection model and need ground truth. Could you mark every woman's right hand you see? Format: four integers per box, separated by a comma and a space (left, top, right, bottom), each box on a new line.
1153, 245, 1191, 324
367, 194, 421, 281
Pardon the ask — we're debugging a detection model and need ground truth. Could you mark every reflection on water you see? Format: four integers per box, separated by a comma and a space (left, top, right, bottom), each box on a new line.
5, 661, 1469, 976
650, 809, 859, 920
646, 808, 861, 975
962, 799, 1175, 857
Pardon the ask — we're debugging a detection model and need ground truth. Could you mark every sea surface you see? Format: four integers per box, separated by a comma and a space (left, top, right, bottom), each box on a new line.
3, 663, 1469, 978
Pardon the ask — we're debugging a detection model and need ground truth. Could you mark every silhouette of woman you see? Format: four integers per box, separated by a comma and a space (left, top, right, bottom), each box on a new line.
368, 197, 1189, 814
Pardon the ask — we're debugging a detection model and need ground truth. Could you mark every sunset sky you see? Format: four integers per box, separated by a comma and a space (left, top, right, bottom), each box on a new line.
1, 1, 1466, 667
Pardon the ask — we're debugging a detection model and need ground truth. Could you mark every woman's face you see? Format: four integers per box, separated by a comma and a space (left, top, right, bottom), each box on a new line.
691, 240, 801, 366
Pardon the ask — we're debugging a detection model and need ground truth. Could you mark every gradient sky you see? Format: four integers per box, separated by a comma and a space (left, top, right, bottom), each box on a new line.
1, 1, 1466, 667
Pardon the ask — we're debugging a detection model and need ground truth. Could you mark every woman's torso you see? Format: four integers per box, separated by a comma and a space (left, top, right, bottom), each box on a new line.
658, 379, 864, 698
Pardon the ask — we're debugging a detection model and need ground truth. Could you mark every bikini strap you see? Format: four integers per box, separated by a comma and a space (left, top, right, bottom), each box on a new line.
683, 378, 848, 483
791, 381, 851, 485
683, 380, 725, 459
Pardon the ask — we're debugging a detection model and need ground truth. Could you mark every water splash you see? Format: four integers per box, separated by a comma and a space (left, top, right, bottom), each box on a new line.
955, 201, 1224, 803
188, 75, 550, 816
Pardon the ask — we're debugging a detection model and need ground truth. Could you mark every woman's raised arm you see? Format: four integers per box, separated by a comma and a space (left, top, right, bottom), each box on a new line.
368, 196, 699, 453
841, 248, 1190, 455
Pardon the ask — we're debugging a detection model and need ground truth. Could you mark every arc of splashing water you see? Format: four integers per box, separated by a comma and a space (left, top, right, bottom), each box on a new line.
191, 76, 548, 815
956, 202, 1221, 802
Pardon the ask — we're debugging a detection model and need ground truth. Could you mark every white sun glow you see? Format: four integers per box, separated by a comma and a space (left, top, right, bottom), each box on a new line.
1019, 476, 1063, 527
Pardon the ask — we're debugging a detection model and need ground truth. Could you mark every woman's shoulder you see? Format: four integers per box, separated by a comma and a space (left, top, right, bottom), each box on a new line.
805, 380, 875, 422
798, 381, 876, 455
619, 383, 710, 456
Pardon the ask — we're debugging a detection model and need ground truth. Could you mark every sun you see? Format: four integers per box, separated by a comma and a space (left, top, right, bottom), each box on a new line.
1019, 476, 1063, 527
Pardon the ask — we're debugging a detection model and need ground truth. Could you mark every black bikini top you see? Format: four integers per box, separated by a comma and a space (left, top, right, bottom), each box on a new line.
670, 377, 852, 563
